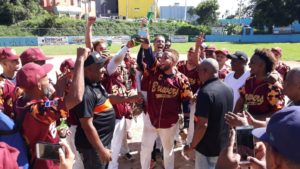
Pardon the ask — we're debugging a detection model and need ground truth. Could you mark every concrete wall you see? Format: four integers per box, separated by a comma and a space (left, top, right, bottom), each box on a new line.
118, 0, 155, 19
0, 37, 38, 46
160, 6, 196, 21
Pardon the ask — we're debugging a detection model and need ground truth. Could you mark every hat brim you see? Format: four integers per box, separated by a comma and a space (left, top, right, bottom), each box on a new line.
252, 127, 269, 142
271, 49, 282, 55
227, 54, 238, 59
216, 50, 227, 55
95, 57, 109, 67
6, 55, 20, 60
41, 63, 54, 75
37, 56, 53, 61
205, 49, 216, 52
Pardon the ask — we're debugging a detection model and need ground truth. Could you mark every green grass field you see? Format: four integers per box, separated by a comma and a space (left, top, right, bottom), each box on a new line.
10, 42, 300, 61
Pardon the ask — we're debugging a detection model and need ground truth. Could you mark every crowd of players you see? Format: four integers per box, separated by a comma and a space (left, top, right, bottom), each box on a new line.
0, 16, 300, 169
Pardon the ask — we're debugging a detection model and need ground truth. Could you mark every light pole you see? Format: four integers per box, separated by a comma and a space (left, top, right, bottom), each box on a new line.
126, 0, 128, 19
184, 0, 187, 21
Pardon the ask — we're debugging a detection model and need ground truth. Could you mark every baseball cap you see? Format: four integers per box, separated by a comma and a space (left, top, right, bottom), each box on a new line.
84, 52, 108, 67
252, 106, 300, 164
271, 47, 282, 56
16, 63, 53, 90
215, 48, 229, 55
227, 51, 248, 62
60, 58, 75, 73
0, 48, 19, 61
20, 48, 53, 65
205, 44, 216, 52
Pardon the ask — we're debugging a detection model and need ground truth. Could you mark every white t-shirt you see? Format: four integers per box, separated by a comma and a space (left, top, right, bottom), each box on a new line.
224, 70, 251, 110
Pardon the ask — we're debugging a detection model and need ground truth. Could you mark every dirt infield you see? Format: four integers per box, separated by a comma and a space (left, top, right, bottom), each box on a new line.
118, 115, 195, 169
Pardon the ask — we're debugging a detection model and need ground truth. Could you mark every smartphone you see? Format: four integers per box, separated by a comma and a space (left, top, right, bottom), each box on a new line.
236, 126, 255, 164
36, 142, 62, 161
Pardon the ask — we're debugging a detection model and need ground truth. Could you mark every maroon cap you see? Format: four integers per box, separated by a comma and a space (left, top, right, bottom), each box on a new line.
16, 63, 53, 90
271, 47, 282, 56
60, 58, 75, 73
20, 48, 53, 65
216, 48, 229, 55
205, 44, 216, 52
0, 48, 19, 61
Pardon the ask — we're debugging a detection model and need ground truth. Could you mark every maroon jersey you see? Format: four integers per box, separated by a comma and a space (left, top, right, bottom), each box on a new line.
103, 66, 132, 119
239, 76, 284, 117
14, 97, 68, 169
275, 61, 290, 80
0, 76, 15, 118
177, 60, 201, 94
144, 67, 192, 128
218, 65, 231, 80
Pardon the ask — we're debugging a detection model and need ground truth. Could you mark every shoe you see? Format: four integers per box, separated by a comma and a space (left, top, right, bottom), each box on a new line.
124, 152, 134, 161
150, 159, 156, 169
174, 140, 183, 148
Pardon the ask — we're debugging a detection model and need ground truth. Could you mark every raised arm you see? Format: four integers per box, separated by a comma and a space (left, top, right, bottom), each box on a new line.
63, 48, 90, 110
195, 32, 205, 59
136, 47, 144, 71
85, 17, 96, 50
143, 46, 156, 69
106, 40, 134, 76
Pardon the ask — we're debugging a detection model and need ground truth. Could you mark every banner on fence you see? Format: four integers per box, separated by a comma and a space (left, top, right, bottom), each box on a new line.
38, 37, 68, 46
169, 35, 188, 43
68, 36, 85, 44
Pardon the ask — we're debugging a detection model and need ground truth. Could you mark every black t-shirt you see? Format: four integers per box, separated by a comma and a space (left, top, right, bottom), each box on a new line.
195, 78, 233, 156
73, 81, 115, 149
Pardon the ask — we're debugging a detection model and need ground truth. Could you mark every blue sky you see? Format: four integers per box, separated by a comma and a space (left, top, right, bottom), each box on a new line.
157, 0, 250, 17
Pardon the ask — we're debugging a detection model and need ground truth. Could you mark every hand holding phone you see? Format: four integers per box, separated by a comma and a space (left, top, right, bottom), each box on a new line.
236, 126, 255, 164
36, 142, 62, 161
59, 141, 75, 169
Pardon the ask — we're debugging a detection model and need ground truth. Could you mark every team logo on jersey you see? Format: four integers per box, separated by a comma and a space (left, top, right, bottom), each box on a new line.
245, 94, 264, 105
151, 81, 179, 98
44, 100, 58, 107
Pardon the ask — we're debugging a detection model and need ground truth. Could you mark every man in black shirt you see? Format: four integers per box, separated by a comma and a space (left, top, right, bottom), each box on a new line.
184, 58, 233, 169
73, 51, 141, 169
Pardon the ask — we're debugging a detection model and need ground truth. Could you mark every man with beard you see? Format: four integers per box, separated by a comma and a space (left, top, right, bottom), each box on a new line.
139, 41, 193, 169
14, 48, 89, 169
136, 34, 165, 167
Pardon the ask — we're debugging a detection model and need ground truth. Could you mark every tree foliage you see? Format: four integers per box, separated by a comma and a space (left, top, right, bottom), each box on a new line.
192, 0, 219, 26
0, 0, 46, 25
251, 0, 300, 33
